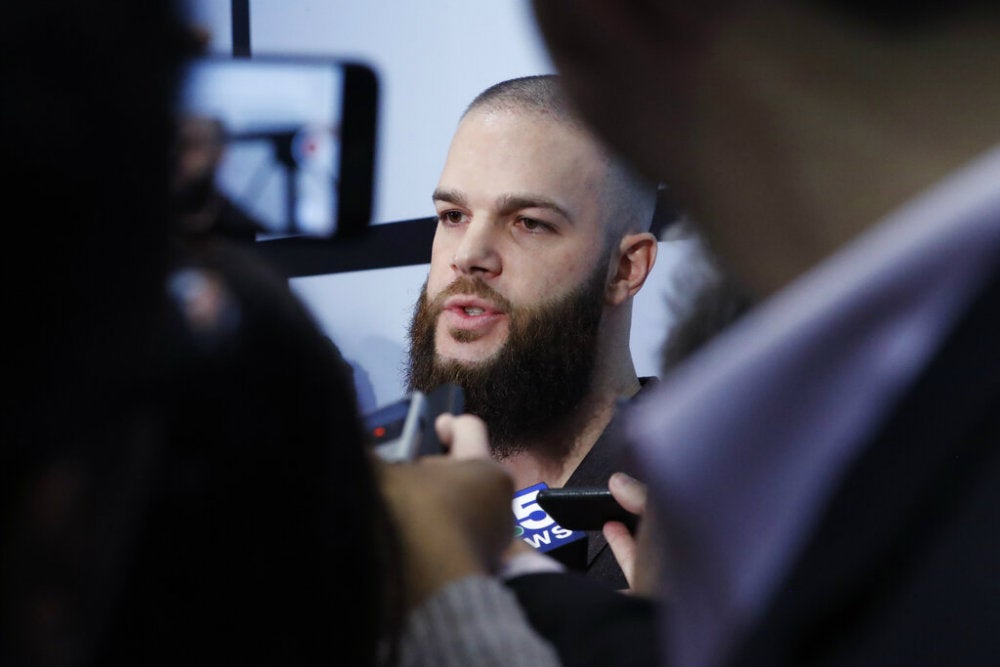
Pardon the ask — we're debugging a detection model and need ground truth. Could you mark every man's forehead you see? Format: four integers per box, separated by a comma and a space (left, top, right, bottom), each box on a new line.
439, 110, 611, 216
455, 107, 602, 151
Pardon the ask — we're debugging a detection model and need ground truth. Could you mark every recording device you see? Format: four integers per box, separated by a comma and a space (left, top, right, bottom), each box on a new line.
364, 384, 465, 462
535, 486, 638, 532
175, 54, 378, 240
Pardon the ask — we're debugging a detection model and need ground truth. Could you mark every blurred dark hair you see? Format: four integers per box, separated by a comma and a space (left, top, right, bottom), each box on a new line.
2, 3, 187, 471
3, 2, 184, 662
95, 240, 403, 665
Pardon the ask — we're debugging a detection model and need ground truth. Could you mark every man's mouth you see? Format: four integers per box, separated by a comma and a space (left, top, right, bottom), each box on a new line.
442, 295, 505, 318
438, 296, 508, 340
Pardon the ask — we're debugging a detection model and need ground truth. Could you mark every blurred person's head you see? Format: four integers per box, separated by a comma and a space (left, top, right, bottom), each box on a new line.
530, 0, 1000, 296
406, 75, 658, 459
3, 1, 187, 662
1, 4, 400, 665
4, 2, 187, 458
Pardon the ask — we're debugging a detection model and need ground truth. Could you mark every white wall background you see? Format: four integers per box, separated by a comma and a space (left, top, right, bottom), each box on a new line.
181, 0, 691, 412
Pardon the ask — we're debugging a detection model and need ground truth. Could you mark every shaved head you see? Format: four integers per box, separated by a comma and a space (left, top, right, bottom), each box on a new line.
465, 75, 657, 238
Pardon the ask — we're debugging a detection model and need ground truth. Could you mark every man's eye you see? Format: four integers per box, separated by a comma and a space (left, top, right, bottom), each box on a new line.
518, 217, 551, 233
439, 210, 467, 225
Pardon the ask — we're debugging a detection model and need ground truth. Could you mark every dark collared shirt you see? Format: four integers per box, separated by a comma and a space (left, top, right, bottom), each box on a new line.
550, 377, 660, 590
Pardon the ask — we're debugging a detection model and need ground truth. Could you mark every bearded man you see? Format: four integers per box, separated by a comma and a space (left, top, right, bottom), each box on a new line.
406, 75, 659, 589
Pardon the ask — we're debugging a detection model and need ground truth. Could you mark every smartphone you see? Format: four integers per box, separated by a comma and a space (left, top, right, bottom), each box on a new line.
364, 383, 464, 462
174, 54, 378, 240
535, 486, 638, 532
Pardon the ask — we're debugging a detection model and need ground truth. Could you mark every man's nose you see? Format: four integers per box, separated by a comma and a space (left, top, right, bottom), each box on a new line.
452, 219, 501, 277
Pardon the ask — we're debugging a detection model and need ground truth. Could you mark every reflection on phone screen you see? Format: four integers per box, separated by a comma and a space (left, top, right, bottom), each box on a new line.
175, 57, 345, 239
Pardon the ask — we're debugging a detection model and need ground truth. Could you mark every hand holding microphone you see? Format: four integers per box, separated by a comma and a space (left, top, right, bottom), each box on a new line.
376, 411, 515, 609
604, 471, 665, 598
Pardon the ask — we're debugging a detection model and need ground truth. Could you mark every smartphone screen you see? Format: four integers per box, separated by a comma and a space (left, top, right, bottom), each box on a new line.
174, 55, 377, 240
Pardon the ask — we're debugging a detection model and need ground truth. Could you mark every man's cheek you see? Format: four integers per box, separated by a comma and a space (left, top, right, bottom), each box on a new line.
424, 276, 448, 307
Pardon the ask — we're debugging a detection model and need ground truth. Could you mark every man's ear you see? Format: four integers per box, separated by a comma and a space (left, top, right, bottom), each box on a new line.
607, 232, 658, 305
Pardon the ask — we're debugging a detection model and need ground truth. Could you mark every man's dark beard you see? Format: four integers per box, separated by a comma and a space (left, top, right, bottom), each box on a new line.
406, 265, 607, 460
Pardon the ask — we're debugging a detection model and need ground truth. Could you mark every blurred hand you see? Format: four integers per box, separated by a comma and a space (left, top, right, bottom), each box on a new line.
377, 413, 515, 608
433, 412, 492, 460
603, 471, 664, 597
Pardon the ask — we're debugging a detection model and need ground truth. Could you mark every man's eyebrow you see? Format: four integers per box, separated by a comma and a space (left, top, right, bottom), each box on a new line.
432, 188, 467, 207
497, 193, 572, 223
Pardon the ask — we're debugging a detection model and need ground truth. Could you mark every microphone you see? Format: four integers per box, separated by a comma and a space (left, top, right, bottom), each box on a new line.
364, 383, 464, 462
512, 483, 586, 557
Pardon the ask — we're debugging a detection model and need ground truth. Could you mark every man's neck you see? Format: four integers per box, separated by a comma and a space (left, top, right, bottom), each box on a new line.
500, 373, 642, 490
